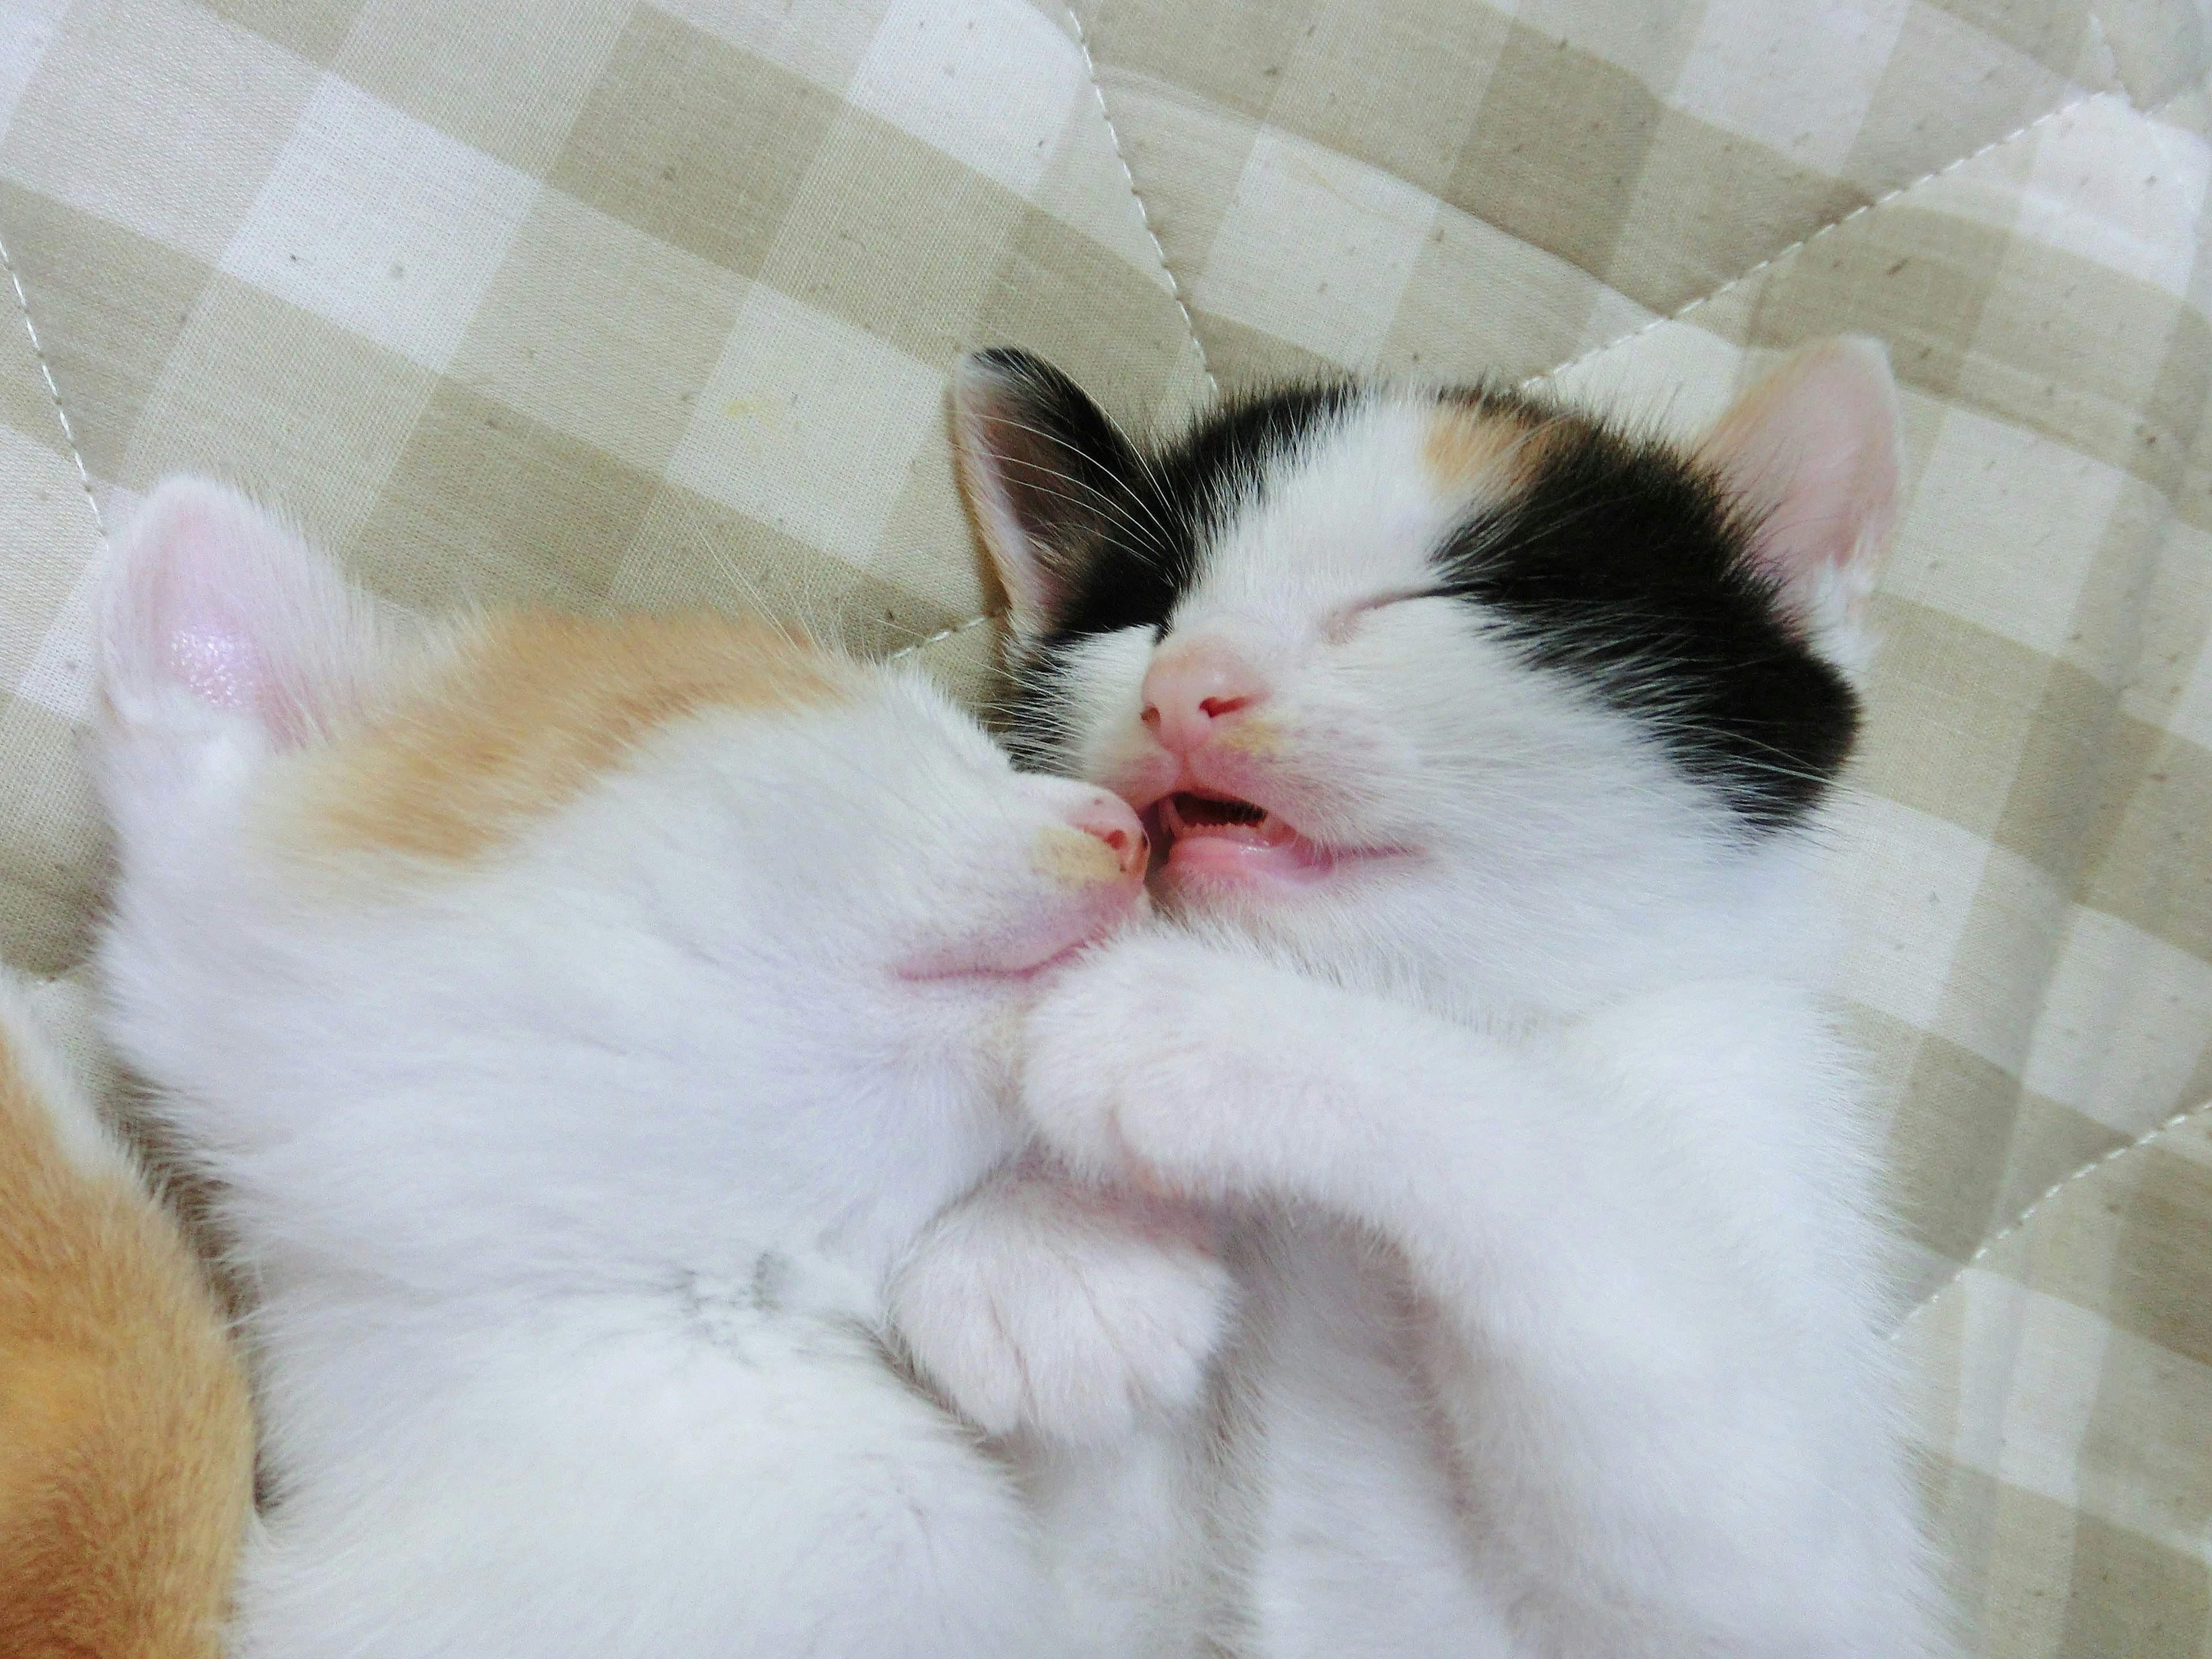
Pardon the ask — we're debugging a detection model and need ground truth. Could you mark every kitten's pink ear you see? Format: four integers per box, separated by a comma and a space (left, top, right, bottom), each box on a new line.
953, 350, 1146, 641
1698, 338, 1903, 656
104, 477, 388, 745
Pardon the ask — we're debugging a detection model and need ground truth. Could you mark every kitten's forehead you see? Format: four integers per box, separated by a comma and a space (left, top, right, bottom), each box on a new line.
275, 612, 858, 864
1184, 394, 1533, 620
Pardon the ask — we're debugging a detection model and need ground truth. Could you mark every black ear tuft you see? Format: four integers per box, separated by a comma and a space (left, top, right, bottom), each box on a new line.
952, 350, 1147, 639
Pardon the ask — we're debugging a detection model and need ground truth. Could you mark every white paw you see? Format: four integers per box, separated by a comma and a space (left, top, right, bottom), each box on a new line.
892, 1172, 1232, 1445
1019, 936, 1286, 1196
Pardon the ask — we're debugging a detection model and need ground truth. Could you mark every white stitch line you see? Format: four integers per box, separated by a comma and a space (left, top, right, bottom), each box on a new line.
1525, 90, 2120, 393
0, 223, 105, 543
885, 607, 1002, 662
1891, 1096, 2212, 1336
888, 14, 1197, 678
1064, 6, 1217, 398
907, 17, 1212, 668
2147, 66, 2212, 124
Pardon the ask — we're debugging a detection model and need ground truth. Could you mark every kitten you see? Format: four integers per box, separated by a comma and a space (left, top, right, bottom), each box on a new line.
0, 968, 253, 1658
93, 478, 1190, 1658
940, 341, 1951, 1656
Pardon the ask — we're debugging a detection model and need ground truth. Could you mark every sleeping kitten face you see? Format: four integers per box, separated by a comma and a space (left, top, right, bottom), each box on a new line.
97, 480, 1148, 1287
954, 342, 1901, 1007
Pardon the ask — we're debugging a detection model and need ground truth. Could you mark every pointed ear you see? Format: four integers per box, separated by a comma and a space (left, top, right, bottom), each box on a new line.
952, 350, 1147, 640
1698, 337, 1903, 662
103, 477, 391, 745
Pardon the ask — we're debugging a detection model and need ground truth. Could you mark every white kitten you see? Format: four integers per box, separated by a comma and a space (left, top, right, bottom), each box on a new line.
942, 342, 1953, 1657
93, 478, 1173, 1658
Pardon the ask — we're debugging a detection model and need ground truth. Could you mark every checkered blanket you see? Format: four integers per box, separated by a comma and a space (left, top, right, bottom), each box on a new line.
1, 1, 2205, 1650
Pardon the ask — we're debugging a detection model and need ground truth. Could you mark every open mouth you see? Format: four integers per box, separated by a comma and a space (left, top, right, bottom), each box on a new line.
1160, 790, 1293, 844
1150, 789, 1345, 885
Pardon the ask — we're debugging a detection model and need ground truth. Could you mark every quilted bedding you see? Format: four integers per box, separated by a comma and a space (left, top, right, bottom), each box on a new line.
0, 0, 2207, 1650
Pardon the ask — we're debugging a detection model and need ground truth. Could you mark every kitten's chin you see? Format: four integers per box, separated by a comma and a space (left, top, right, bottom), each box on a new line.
897, 884, 1148, 983
1161, 830, 1342, 887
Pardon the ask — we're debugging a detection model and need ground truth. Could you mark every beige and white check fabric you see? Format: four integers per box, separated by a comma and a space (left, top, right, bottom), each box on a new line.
1, 1, 2206, 1651
0, 0, 1213, 968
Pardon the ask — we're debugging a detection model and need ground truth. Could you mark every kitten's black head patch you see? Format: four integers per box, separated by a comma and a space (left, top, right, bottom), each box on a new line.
1433, 393, 1858, 832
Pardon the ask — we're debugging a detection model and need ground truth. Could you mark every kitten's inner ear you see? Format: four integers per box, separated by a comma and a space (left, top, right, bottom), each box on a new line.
104, 477, 392, 745
952, 350, 1146, 639
1697, 336, 1903, 632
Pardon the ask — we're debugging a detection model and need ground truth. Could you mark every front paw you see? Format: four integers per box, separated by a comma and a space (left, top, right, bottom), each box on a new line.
1019, 935, 1287, 1197
891, 1177, 1232, 1444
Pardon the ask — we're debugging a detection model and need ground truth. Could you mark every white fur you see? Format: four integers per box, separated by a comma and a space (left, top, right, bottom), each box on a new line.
955, 345, 1953, 1656
94, 478, 1179, 1658
891, 1154, 1232, 1445
891, 1158, 1233, 1658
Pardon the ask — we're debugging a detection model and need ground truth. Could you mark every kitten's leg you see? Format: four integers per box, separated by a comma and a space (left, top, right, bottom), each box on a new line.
1017, 1412, 1222, 1659
1228, 1216, 1522, 1659
1017, 936, 1520, 1234
889, 1153, 1233, 1445
1021, 938, 1730, 1309
1022, 934, 1943, 1657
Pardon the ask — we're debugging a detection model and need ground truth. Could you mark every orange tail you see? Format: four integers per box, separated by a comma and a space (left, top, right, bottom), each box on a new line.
0, 978, 253, 1658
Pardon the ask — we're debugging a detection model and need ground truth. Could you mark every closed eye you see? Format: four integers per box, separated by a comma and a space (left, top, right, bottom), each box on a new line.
1321, 586, 1448, 643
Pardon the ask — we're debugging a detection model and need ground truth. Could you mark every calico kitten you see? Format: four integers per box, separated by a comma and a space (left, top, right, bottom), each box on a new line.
0, 969, 253, 1658
940, 341, 1950, 1656
92, 479, 1184, 1658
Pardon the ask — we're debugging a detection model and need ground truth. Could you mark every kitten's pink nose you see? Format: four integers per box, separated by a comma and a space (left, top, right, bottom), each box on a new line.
1141, 641, 1266, 757
1068, 791, 1149, 880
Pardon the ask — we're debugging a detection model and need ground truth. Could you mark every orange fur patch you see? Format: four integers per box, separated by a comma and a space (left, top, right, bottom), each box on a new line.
1420, 402, 1550, 497
0, 1021, 253, 1658
288, 612, 847, 862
